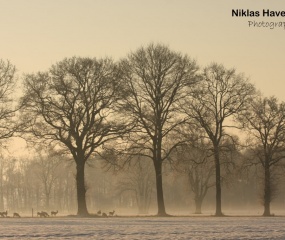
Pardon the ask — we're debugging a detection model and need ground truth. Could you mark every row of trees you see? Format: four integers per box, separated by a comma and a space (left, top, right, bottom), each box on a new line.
1, 143, 284, 216
0, 149, 189, 215
1, 43, 285, 216
1, 147, 282, 216
0, 147, 76, 213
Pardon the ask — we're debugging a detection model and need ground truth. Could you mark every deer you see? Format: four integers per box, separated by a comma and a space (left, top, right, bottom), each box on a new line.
97, 210, 101, 215
13, 212, 21, 218
102, 212, 108, 217
0, 211, 7, 217
51, 210, 58, 216
41, 211, 49, 217
37, 211, 49, 217
37, 212, 44, 217
109, 210, 115, 216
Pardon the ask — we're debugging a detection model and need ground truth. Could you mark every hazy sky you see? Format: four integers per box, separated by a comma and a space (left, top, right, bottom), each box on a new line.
0, 0, 285, 100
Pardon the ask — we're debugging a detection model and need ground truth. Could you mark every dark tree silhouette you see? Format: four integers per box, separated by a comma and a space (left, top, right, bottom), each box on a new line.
239, 96, 285, 216
21, 57, 125, 216
0, 60, 22, 139
175, 141, 215, 214
0, 59, 24, 209
119, 43, 198, 216
181, 63, 255, 216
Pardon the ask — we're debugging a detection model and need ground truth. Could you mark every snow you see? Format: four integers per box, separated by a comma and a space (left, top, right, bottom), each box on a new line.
0, 216, 285, 239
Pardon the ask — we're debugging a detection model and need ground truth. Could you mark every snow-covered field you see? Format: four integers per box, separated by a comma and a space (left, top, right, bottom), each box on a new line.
1, 216, 285, 239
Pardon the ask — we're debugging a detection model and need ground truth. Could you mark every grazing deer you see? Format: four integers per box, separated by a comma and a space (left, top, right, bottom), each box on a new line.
109, 210, 115, 216
37, 212, 44, 217
102, 212, 108, 217
0, 211, 7, 217
97, 210, 101, 215
51, 210, 58, 216
13, 212, 21, 218
37, 211, 49, 217
41, 211, 49, 217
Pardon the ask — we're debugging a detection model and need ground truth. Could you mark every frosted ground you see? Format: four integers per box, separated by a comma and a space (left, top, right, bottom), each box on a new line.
1, 216, 285, 239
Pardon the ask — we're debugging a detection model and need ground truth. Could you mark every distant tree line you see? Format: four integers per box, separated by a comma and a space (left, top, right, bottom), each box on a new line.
0, 43, 284, 217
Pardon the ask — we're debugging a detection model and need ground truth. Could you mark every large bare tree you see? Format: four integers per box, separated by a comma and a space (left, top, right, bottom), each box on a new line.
119, 44, 198, 216
0, 60, 22, 140
181, 63, 255, 216
0, 59, 23, 209
239, 96, 285, 216
21, 57, 125, 216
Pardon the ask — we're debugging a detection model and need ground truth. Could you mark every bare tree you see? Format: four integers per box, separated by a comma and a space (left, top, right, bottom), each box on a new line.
33, 146, 61, 210
181, 63, 255, 216
116, 157, 154, 214
0, 60, 27, 210
0, 59, 30, 211
238, 96, 285, 216
21, 57, 125, 216
175, 141, 215, 214
3, 158, 17, 211
0, 59, 23, 140
119, 43, 198, 216
0, 152, 6, 210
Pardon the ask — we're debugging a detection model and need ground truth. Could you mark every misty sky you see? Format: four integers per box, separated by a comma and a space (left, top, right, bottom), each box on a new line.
0, 0, 285, 101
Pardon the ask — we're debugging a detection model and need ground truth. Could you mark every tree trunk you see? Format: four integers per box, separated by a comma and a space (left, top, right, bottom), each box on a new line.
76, 162, 89, 216
214, 147, 223, 216
46, 194, 50, 210
195, 198, 202, 214
154, 161, 167, 216
137, 192, 150, 214
0, 167, 4, 210
44, 183, 50, 210
263, 163, 271, 216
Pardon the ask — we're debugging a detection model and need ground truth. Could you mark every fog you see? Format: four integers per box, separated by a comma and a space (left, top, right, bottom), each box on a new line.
2, 152, 285, 218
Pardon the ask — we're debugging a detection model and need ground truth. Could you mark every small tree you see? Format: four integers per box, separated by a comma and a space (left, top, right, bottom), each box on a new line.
119, 43, 198, 216
21, 57, 125, 216
116, 157, 154, 214
33, 146, 61, 210
239, 96, 285, 216
175, 142, 215, 214
181, 63, 255, 216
